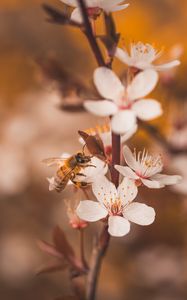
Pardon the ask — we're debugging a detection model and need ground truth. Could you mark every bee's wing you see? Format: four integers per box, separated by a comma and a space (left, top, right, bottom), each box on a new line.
42, 157, 66, 167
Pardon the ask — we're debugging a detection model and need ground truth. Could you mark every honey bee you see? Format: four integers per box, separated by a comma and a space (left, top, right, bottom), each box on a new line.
43, 152, 94, 192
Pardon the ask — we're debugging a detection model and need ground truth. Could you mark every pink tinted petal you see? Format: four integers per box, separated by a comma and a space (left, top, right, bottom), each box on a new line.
92, 175, 117, 205
109, 4, 129, 12
132, 99, 163, 121
123, 145, 138, 171
115, 165, 138, 179
94, 67, 124, 101
108, 216, 130, 237
76, 200, 108, 222
141, 178, 163, 189
60, 0, 78, 7
111, 110, 136, 134
84, 100, 118, 117
154, 60, 180, 71
151, 174, 182, 186
123, 202, 155, 225
70, 8, 83, 23
117, 177, 138, 205
121, 124, 138, 143
127, 70, 158, 101
115, 47, 131, 65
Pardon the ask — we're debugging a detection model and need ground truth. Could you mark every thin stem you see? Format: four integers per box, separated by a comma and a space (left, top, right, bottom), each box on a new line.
79, 229, 89, 270
86, 224, 110, 300
111, 133, 121, 187
77, 0, 106, 66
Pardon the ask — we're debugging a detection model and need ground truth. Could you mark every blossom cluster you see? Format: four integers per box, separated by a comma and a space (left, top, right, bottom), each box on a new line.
44, 0, 182, 238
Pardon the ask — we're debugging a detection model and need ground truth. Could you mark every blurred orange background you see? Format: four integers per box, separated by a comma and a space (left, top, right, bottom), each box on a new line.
0, 1, 187, 300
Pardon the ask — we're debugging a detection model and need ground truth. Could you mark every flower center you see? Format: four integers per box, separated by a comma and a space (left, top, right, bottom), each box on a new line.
134, 149, 163, 177
104, 198, 124, 216
87, 7, 102, 19
118, 93, 132, 110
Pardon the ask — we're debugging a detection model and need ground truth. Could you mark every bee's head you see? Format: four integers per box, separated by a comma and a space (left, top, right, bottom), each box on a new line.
76, 152, 91, 164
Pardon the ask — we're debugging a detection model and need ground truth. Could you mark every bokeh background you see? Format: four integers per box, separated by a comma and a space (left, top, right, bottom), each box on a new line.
0, 0, 187, 299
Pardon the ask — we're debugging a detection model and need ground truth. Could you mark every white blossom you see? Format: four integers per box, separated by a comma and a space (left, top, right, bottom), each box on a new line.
76, 176, 155, 237
84, 67, 162, 134
115, 42, 180, 71
60, 0, 129, 23
115, 146, 182, 189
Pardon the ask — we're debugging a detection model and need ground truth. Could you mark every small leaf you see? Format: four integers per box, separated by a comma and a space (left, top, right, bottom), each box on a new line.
36, 261, 67, 275
53, 226, 75, 263
78, 131, 106, 161
38, 240, 64, 259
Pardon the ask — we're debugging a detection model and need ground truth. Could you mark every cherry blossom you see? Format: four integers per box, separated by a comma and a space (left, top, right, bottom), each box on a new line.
84, 67, 162, 134
115, 146, 182, 189
115, 42, 180, 71
76, 175, 155, 237
60, 0, 129, 23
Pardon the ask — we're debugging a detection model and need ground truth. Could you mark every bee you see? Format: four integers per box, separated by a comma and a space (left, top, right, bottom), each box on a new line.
43, 152, 94, 192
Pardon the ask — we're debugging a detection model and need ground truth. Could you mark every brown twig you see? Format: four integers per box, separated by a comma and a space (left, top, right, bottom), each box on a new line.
79, 229, 89, 271
77, 0, 106, 67
86, 224, 110, 300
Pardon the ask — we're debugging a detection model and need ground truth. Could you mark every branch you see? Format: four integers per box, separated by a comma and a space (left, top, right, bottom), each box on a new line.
77, 0, 106, 66
86, 225, 110, 300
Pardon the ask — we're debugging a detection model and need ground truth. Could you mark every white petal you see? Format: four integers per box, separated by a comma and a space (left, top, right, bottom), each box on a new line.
47, 177, 56, 191
151, 174, 182, 186
100, 132, 111, 147
80, 157, 108, 182
92, 175, 117, 205
84, 100, 118, 117
94, 67, 124, 101
101, 0, 127, 8
109, 4, 129, 12
115, 47, 132, 65
117, 177, 138, 205
115, 165, 138, 180
141, 178, 163, 189
60, 0, 78, 7
121, 123, 138, 143
127, 70, 158, 101
123, 145, 138, 171
111, 110, 136, 134
108, 216, 130, 237
132, 99, 163, 121
123, 202, 155, 225
154, 60, 180, 71
76, 200, 108, 222
70, 8, 83, 23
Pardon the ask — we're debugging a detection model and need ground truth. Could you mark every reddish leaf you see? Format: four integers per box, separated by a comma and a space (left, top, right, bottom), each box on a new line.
53, 226, 75, 263
36, 260, 67, 276
78, 131, 106, 161
38, 240, 64, 259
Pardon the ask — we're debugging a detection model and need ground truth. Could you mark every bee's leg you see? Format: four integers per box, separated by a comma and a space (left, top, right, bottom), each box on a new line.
84, 164, 96, 168
76, 173, 86, 177
72, 179, 88, 188
70, 172, 86, 188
